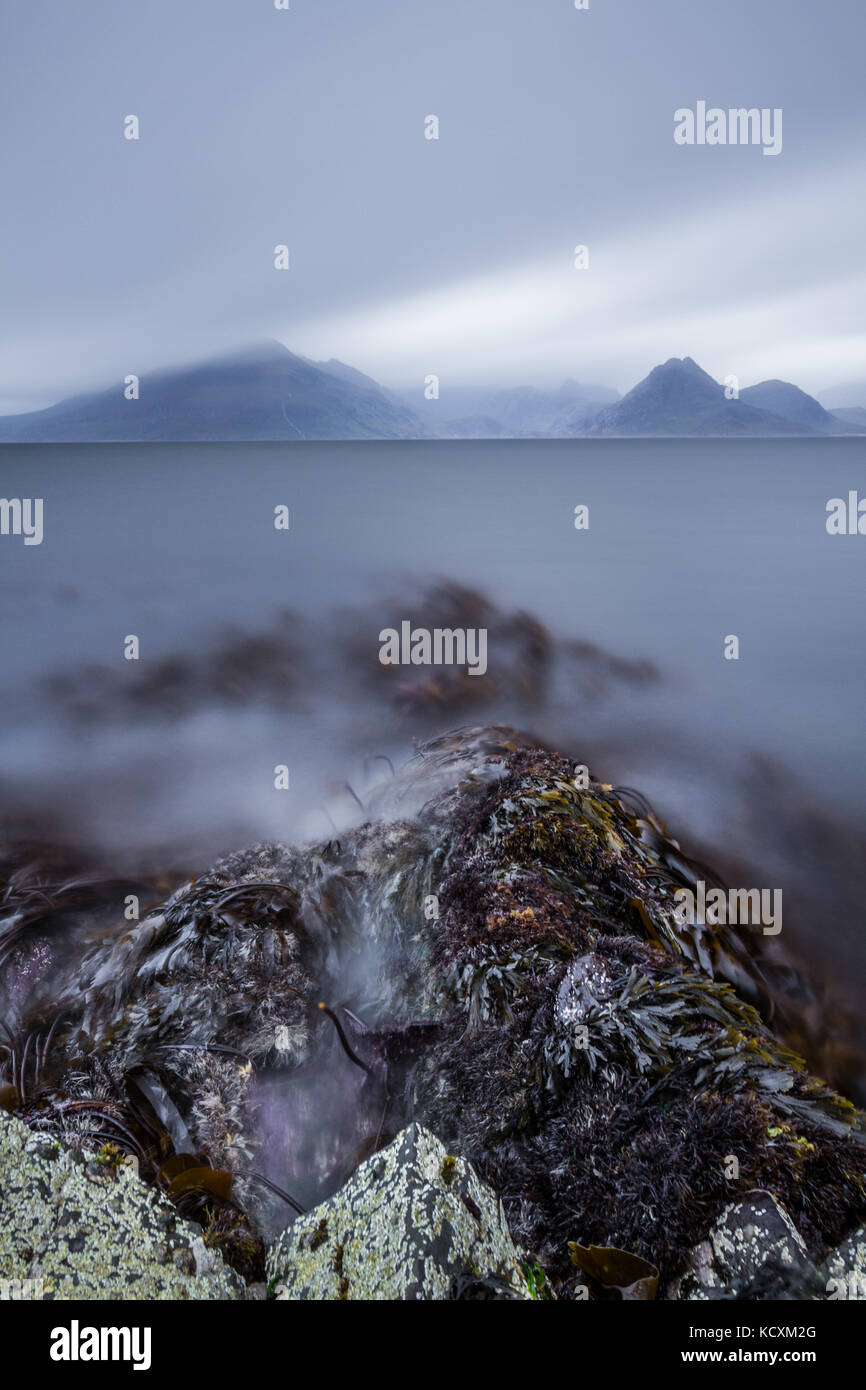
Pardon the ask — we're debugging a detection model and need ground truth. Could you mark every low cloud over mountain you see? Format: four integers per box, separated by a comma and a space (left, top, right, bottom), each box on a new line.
0, 345, 863, 442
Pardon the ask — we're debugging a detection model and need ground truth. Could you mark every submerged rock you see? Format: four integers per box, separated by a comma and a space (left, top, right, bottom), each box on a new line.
0, 1109, 243, 1300
266, 1124, 530, 1300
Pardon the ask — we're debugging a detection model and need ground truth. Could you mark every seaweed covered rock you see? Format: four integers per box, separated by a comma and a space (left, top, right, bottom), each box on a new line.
3, 725, 865, 1297
0, 1109, 243, 1300
266, 1124, 530, 1300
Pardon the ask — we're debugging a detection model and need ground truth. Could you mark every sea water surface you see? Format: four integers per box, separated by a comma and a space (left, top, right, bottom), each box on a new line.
1, 437, 864, 1062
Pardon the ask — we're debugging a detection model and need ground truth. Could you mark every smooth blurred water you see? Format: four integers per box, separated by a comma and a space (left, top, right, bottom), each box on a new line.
1, 438, 865, 1036
1, 437, 863, 779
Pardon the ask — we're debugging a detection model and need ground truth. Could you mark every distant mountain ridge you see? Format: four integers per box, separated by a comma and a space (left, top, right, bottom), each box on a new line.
0, 343, 862, 441
739, 380, 855, 436
831, 406, 866, 430
404, 379, 620, 438
586, 358, 860, 437
0, 343, 432, 443
819, 381, 866, 411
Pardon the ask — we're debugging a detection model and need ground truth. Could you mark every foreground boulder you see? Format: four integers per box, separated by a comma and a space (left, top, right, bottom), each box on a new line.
0, 1110, 243, 1300
266, 1124, 531, 1300
668, 1191, 816, 1300
821, 1225, 866, 1300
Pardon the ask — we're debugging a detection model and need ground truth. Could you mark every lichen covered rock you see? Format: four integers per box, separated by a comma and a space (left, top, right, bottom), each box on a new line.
668, 1192, 815, 1300
821, 1225, 866, 1300
0, 1110, 243, 1300
266, 1124, 530, 1300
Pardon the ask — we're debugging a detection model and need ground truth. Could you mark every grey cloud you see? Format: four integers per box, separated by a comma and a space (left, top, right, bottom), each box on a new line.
1, 0, 864, 409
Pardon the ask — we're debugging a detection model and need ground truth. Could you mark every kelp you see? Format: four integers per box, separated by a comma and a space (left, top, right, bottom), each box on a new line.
569, 1243, 659, 1300
393, 729, 866, 1291
1, 725, 864, 1292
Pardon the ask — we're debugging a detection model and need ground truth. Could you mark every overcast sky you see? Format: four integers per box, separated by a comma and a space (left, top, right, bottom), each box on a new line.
1, 0, 864, 412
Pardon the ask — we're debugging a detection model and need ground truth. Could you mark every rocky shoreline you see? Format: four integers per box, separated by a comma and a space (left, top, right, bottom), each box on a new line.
3, 1110, 864, 1300
2, 726, 865, 1299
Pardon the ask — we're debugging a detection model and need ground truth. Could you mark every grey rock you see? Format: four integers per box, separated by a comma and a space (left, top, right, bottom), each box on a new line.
266, 1124, 531, 1300
820, 1226, 866, 1300
0, 1110, 244, 1300
668, 1191, 813, 1300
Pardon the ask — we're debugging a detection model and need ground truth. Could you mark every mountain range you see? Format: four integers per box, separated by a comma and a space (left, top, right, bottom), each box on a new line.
586, 359, 863, 438
0, 343, 863, 442
0, 344, 431, 443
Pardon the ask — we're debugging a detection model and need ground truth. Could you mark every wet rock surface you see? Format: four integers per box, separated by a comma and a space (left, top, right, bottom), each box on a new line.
820, 1224, 866, 1300
0, 1109, 243, 1300
2, 725, 865, 1298
668, 1191, 816, 1301
266, 1124, 530, 1300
